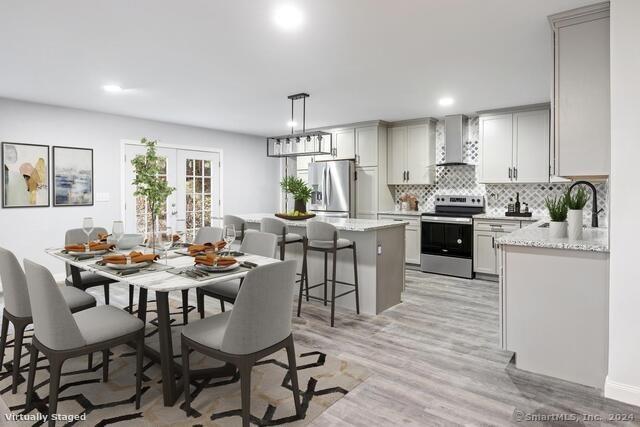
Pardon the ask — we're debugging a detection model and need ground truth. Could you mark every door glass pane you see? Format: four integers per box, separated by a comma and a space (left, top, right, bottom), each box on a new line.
183, 156, 216, 241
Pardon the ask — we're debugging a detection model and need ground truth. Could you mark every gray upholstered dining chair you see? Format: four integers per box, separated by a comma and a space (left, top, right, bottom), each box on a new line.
194, 226, 223, 244
23, 260, 145, 426
223, 215, 247, 242
0, 247, 96, 394
65, 227, 116, 304
260, 217, 303, 260
298, 220, 360, 327
182, 260, 302, 426
196, 231, 277, 316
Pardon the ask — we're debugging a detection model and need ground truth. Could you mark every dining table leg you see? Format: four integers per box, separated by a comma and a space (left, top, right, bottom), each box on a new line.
156, 291, 179, 406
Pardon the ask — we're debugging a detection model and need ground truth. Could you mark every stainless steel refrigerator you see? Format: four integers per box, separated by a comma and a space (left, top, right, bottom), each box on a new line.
307, 160, 356, 218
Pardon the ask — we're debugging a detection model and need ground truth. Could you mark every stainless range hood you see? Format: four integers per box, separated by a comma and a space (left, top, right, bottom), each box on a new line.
437, 114, 473, 167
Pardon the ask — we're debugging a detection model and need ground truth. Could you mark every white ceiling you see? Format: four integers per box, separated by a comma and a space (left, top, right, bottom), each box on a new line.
0, 0, 595, 136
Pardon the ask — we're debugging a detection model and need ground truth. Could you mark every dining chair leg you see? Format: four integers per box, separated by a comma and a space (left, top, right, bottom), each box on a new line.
219, 299, 226, 312
103, 283, 110, 305
279, 241, 285, 261
239, 361, 253, 427
196, 289, 205, 319
323, 252, 328, 306
330, 249, 337, 328
352, 242, 360, 315
135, 335, 143, 409
0, 313, 9, 372
102, 349, 109, 382
88, 352, 93, 370
48, 358, 64, 426
11, 321, 27, 394
181, 339, 192, 416
181, 289, 189, 324
25, 345, 38, 411
138, 288, 148, 323
285, 336, 303, 418
128, 284, 135, 313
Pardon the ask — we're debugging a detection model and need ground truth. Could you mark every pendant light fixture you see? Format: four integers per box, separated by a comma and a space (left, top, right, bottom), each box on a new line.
266, 93, 332, 158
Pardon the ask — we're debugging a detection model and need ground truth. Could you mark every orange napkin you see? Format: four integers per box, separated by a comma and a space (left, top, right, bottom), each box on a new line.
102, 251, 159, 264
188, 240, 226, 256
97, 232, 109, 242
65, 241, 114, 252
194, 254, 236, 267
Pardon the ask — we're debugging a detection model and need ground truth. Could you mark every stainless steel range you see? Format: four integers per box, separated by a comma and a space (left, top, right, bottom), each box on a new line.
420, 195, 485, 279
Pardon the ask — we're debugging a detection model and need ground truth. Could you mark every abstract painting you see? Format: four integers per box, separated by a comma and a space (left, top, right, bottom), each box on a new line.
53, 146, 94, 206
2, 142, 50, 208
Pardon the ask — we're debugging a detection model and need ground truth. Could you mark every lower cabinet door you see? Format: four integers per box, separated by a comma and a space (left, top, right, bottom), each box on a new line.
405, 225, 421, 264
474, 230, 497, 274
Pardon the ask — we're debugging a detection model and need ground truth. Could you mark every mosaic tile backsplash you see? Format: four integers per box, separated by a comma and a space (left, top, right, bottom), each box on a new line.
394, 117, 609, 224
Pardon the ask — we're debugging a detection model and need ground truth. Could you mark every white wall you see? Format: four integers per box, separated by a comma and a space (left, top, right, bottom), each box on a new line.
0, 98, 279, 277
606, 0, 640, 406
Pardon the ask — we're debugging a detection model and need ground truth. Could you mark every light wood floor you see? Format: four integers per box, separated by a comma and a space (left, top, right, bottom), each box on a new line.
3, 270, 639, 426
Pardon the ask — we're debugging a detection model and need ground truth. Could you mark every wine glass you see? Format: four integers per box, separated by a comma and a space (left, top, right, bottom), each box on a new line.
161, 227, 173, 265
112, 221, 124, 250
223, 225, 236, 255
82, 217, 94, 248
175, 218, 187, 244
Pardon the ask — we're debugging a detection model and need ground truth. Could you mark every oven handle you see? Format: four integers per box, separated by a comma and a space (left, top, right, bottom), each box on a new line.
421, 216, 473, 225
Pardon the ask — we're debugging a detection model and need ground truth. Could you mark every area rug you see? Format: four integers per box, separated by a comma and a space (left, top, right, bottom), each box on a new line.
0, 300, 368, 426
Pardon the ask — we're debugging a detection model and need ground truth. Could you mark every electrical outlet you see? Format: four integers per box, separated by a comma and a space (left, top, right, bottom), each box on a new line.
377, 244, 382, 255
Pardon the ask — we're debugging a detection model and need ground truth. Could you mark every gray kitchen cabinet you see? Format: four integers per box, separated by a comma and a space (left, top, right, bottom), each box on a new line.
387, 119, 436, 185
549, 3, 610, 178
355, 126, 378, 167
378, 214, 421, 264
474, 219, 523, 275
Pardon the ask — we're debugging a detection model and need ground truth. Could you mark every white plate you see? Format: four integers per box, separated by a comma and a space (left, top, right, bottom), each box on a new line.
195, 262, 240, 272
105, 261, 151, 271
68, 249, 109, 256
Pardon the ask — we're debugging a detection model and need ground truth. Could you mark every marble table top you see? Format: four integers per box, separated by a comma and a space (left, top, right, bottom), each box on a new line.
495, 221, 610, 253
235, 213, 408, 231
47, 248, 279, 292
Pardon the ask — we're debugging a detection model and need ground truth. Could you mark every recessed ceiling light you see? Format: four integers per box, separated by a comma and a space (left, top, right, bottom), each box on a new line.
103, 84, 123, 93
273, 4, 303, 31
439, 97, 454, 106
287, 120, 297, 128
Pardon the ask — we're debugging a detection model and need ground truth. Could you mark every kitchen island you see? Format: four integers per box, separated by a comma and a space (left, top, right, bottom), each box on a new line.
496, 220, 609, 388
235, 214, 408, 315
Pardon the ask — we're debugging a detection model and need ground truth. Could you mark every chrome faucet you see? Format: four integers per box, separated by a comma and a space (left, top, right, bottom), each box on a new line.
568, 181, 600, 228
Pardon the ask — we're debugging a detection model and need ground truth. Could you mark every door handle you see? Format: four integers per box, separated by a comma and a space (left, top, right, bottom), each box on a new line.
508, 167, 512, 180
513, 167, 518, 180
492, 236, 495, 249
407, 170, 410, 181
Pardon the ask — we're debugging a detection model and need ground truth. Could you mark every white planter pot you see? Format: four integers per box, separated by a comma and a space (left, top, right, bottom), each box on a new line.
567, 209, 583, 240
549, 221, 568, 238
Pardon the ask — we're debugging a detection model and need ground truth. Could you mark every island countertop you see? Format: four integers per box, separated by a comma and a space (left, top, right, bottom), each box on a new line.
496, 220, 609, 253
234, 213, 408, 232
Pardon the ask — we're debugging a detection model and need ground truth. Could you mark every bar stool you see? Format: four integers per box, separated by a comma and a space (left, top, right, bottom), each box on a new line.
223, 215, 247, 243
298, 221, 360, 327
260, 217, 303, 260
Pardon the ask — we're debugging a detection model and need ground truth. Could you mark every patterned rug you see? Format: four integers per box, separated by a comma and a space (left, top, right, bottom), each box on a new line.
0, 300, 368, 426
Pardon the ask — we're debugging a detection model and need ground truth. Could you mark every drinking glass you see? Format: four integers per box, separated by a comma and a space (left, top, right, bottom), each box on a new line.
223, 225, 236, 255
82, 217, 94, 245
175, 218, 187, 243
112, 221, 124, 250
161, 227, 174, 265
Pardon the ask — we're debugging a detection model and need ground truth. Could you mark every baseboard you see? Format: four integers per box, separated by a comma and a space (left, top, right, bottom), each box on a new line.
605, 377, 640, 406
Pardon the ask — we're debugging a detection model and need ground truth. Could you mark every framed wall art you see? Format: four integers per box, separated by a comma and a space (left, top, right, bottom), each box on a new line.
2, 142, 50, 208
52, 146, 94, 206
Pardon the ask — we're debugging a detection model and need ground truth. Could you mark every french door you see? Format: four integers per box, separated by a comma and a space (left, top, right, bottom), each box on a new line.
123, 144, 221, 241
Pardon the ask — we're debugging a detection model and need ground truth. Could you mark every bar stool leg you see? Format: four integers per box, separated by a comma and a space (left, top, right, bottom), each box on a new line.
297, 239, 307, 317
353, 242, 360, 314
279, 241, 285, 261
330, 248, 337, 327
323, 252, 328, 306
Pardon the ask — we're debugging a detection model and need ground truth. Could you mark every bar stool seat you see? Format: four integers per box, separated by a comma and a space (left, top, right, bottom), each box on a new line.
260, 217, 304, 261
308, 238, 352, 249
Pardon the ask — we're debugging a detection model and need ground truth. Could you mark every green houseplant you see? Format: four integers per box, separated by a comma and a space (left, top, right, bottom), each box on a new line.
564, 187, 589, 240
280, 176, 312, 214
545, 194, 568, 238
131, 138, 175, 251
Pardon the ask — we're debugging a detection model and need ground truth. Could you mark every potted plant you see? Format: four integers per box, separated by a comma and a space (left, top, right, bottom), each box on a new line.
544, 194, 568, 238
280, 176, 312, 214
131, 138, 175, 252
564, 187, 589, 240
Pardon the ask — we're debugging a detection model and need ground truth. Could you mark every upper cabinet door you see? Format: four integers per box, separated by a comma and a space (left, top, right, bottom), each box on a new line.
355, 166, 378, 216
551, 5, 610, 178
406, 124, 434, 185
387, 127, 407, 185
479, 114, 513, 183
355, 126, 378, 167
333, 128, 356, 160
514, 110, 550, 183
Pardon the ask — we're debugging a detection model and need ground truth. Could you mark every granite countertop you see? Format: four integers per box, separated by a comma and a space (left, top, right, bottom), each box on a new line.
236, 213, 408, 232
473, 213, 539, 222
377, 210, 425, 216
496, 220, 609, 253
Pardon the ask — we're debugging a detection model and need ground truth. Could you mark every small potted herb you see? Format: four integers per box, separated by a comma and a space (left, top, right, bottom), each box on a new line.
280, 176, 312, 214
564, 187, 589, 240
545, 194, 568, 238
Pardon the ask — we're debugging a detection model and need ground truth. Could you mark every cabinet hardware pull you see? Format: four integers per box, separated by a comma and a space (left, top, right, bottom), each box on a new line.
508, 167, 512, 179
407, 170, 410, 181
514, 167, 518, 180
492, 236, 495, 249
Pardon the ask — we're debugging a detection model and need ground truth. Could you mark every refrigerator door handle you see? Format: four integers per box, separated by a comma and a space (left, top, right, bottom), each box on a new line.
327, 167, 332, 205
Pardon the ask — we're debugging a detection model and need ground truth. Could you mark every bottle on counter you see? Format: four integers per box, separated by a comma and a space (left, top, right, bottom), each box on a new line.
514, 192, 521, 213
507, 198, 515, 213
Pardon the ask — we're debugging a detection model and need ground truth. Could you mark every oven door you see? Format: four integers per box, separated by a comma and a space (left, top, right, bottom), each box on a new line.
421, 216, 473, 259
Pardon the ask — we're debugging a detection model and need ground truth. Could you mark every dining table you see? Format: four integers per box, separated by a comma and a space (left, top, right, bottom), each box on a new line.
47, 246, 279, 406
